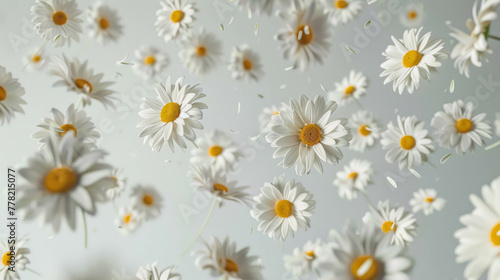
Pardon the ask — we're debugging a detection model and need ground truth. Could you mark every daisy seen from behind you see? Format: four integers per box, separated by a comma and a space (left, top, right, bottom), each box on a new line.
233, 0, 284, 16
0, 237, 30, 280
190, 130, 244, 172
328, 70, 368, 107
283, 239, 324, 277
87, 2, 123, 44
0, 66, 26, 125
179, 29, 222, 75
136, 261, 181, 280
322, 0, 363, 26
333, 159, 374, 201
130, 185, 163, 221
155, 0, 196, 42
133, 46, 169, 79
409, 188, 446, 216
228, 44, 263, 82
348, 110, 381, 152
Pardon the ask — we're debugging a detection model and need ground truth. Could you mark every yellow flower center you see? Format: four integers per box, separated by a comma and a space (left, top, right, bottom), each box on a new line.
348, 172, 358, 180
351, 255, 379, 280
59, 124, 77, 137
0, 86, 6, 101
407, 10, 417, 19
213, 183, 228, 192
344, 85, 356, 95
490, 222, 500, 246
170, 10, 185, 23
44, 167, 77, 193
400, 135, 416, 150
144, 56, 156, 65
275, 199, 293, 218
196, 46, 207, 56
456, 118, 473, 133
402, 50, 423, 68
358, 125, 371, 136
243, 59, 253, 70
32, 55, 41, 62
1, 252, 10, 266
305, 250, 315, 259
52, 11, 67, 25
223, 258, 239, 273
381, 221, 397, 233
425, 197, 434, 203
335, 0, 349, 9
99, 17, 110, 29
208, 145, 223, 157
123, 214, 132, 224
143, 194, 154, 206
296, 24, 314, 45
272, 111, 280, 116
75, 78, 93, 93
160, 102, 181, 123
300, 124, 322, 146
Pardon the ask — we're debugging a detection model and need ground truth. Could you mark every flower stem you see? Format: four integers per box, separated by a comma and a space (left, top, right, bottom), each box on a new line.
485, 140, 500, 150
361, 191, 376, 209
489, 35, 500, 41
181, 198, 217, 256
27, 267, 43, 277
354, 99, 365, 110
81, 208, 88, 248
426, 161, 437, 169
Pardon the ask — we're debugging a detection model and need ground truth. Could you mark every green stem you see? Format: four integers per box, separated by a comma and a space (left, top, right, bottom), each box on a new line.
181, 198, 217, 256
488, 35, 500, 41
82, 208, 88, 248
26, 268, 43, 277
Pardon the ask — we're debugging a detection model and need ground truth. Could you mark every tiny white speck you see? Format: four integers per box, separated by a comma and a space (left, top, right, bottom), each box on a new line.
164, 160, 171, 163
228, 15, 234, 25
248, 8, 252, 19
440, 153, 452, 164
357, 258, 373, 277
387, 176, 398, 188
237, 102, 241, 115
229, 129, 240, 134
445, 20, 452, 25
285, 66, 294, 71
297, 30, 303, 41
280, 84, 287, 89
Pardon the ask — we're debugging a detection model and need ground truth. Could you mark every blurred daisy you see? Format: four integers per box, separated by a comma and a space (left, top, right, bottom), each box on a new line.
333, 159, 374, 201
328, 70, 367, 107
179, 29, 222, 75
130, 185, 163, 221
265, 95, 352, 176
50, 55, 116, 108
133, 46, 169, 79
0, 237, 30, 279
24, 48, 48, 71
431, 99, 492, 155
400, 2, 424, 28
136, 262, 181, 280
193, 236, 264, 279
410, 188, 446, 215
363, 200, 418, 247
250, 174, 315, 241
275, 0, 331, 71
87, 2, 123, 44
233, 0, 283, 16
31, 0, 83, 47
322, 0, 363, 26
106, 169, 126, 200
0, 66, 26, 125
115, 206, 142, 235
155, 0, 196, 42
190, 130, 244, 172
137, 76, 206, 152
258, 105, 280, 135
455, 176, 500, 280
228, 44, 263, 82
283, 239, 324, 277
495, 113, 500, 137
381, 115, 434, 170
348, 110, 381, 152
380, 27, 447, 94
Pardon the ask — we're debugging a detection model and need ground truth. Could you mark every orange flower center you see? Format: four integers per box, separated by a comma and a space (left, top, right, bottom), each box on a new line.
59, 124, 78, 137
296, 24, 314, 45
99, 18, 110, 29
213, 183, 228, 192
44, 167, 77, 193
0, 86, 6, 101
358, 125, 371, 136
52, 11, 68, 25
351, 255, 379, 280
381, 221, 397, 233
402, 50, 423, 68
208, 145, 223, 157
196, 46, 207, 56
160, 102, 181, 123
456, 118, 472, 133
170, 10, 185, 23
300, 124, 322, 146
243, 59, 253, 70
335, 0, 349, 9
75, 79, 93, 93
400, 135, 416, 150
491, 222, 500, 246
144, 56, 156, 65
275, 199, 293, 218
143, 194, 154, 206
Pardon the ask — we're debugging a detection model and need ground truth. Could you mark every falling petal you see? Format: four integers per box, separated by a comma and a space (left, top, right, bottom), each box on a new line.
254, 23, 258, 36
251, 134, 261, 141
219, 23, 224, 31
364, 20, 371, 28
445, 20, 452, 25
409, 168, 422, 179
320, 84, 327, 92
228, 15, 234, 25
237, 102, 241, 115
485, 140, 500, 150
164, 160, 172, 163
440, 153, 452, 164
345, 45, 356, 53
53, 34, 61, 43
257, 94, 264, 98
357, 258, 373, 277
387, 176, 398, 188
280, 84, 287, 89
285, 66, 294, 71
248, 8, 252, 19
450, 80, 455, 93
229, 129, 240, 134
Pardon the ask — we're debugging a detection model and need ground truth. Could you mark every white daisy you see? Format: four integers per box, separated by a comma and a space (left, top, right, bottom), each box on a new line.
130, 185, 163, 221
380, 115, 434, 170
328, 70, 368, 107
322, 0, 363, 26
106, 169, 126, 200
333, 159, 374, 201
0, 237, 30, 280
409, 188, 446, 216
136, 262, 181, 280
193, 236, 264, 280
431, 99, 492, 155
348, 110, 381, 152
250, 174, 315, 241
283, 239, 324, 277
380, 27, 447, 94
137, 76, 207, 152
265, 94, 352, 176
24, 48, 48, 71
115, 206, 142, 235
400, 2, 425, 28
495, 113, 500, 137
155, 0, 196, 42
179, 29, 222, 75
275, 0, 331, 71
87, 2, 123, 44
190, 130, 244, 172
133, 45, 169, 79
31, 0, 83, 47
363, 200, 418, 247
258, 105, 280, 135
228, 44, 264, 82
233, 0, 284, 16
0, 66, 26, 125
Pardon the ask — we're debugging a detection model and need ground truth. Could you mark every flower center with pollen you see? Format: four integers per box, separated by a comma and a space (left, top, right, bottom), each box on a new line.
381, 221, 397, 233
335, 0, 349, 9
143, 195, 154, 206
196, 46, 207, 56
44, 167, 77, 193
223, 259, 239, 273
213, 183, 228, 192
123, 214, 132, 224
407, 10, 417, 19
99, 18, 110, 29
348, 172, 358, 180
59, 124, 78, 137
275, 200, 293, 218
305, 250, 315, 260
296, 24, 314, 45
32, 55, 41, 63
160, 102, 181, 123
400, 135, 416, 150
52, 11, 67, 25
351, 255, 379, 280
344, 85, 356, 95
208, 145, 223, 157
2, 252, 10, 266
358, 125, 371, 136
0, 86, 6, 101
144, 56, 156, 65
272, 111, 279, 116
456, 118, 472, 133
170, 10, 185, 23
402, 50, 423, 68
243, 59, 253, 70
490, 222, 500, 246
75, 79, 93, 93
300, 124, 322, 146
425, 197, 434, 203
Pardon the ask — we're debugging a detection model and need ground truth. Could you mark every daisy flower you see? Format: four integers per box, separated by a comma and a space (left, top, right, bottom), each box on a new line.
130, 185, 163, 221
228, 45, 264, 82
258, 104, 280, 135
283, 239, 324, 277
409, 188, 446, 216
50, 55, 116, 108
495, 113, 500, 137
380, 27, 447, 94
190, 130, 244, 172
333, 159, 374, 201
31, 0, 83, 47
155, 0, 196, 42
431, 99, 492, 155
400, 2, 425, 28
455, 176, 500, 280
327, 70, 368, 107
348, 110, 381, 152
265, 94, 352, 176
250, 174, 315, 241
233, 0, 283, 16
133, 46, 169, 79
275, 0, 331, 71
137, 76, 207, 152
17, 133, 111, 233
363, 200, 418, 247
0, 66, 26, 125
87, 2, 123, 44
24, 48, 48, 71
193, 236, 264, 279
106, 169, 126, 200
115, 206, 142, 235
136, 262, 181, 280
322, 0, 363, 26
0, 237, 30, 279
380, 115, 434, 170
179, 29, 222, 75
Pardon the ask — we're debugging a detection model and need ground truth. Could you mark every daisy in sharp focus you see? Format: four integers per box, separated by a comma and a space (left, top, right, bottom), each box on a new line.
251, 174, 315, 241
130, 185, 163, 221
283, 239, 324, 277
380, 115, 434, 170
265, 94, 352, 176
275, 0, 331, 71
0, 237, 30, 280
400, 2, 425, 28
431, 99, 492, 155
136, 262, 181, 280
348, 110, 381, 152
115, 206, 142, 235
155, 0, 196, 42
258, 105, 280, 136
410, 188, 446, 216
137, 76, 207, 152
322, 0, 363, 26
328, 70, 368, 107
31, 0, 83, 47
133, 46, 169, 79
380, 27, 447, 94
0, 66, 26, 125
87, 2, 123, 44
228, 44, 264, 82
24, 48, 48, 71
179, 29, 222, 75
190, 130, 244, 172
333, 159, 374, 201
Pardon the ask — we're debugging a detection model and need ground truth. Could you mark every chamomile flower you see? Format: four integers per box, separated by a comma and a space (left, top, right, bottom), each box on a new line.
380, 115, 434, 170
495, 113, 500, 137
136, 262, 181, 280
333, 159, 374, 201
380, 27, 447, 94
322, 0, 363, 26
190, 130, 244, 172
258, 105, 280, 135
24, 48, 48, 71
228, 45, 263, 82
50, 55, 116, 108
455, 176, 500, 280
400, 2, 425, 28
130, 185, 163, 221
363, 200, 418, 247
0, 66, 26, 125
155, 0, 196, 42
348, 110, 381, 152
265, 95, 352, 176
0, 237, 30, 280
137, 76, 207, 152
106, 169, 126, 200
409, 188, 446, 216
328, 70, 367, 107
179, 29, 222, 75
431, 99, 492, 155
251, 174, 315, 241
115, 207, 142, 235
283, 239, 324, 277
87, 2, 123, 44
193, 236, 264, 280
133, 46, 169, 79
233, 0, 283, 16
275, 0, 331, 71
